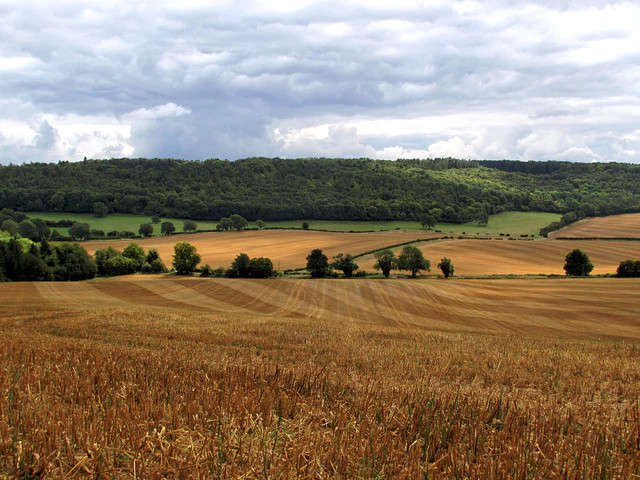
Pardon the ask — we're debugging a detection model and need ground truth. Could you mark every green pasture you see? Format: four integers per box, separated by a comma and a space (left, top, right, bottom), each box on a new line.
24, 211, 560, 237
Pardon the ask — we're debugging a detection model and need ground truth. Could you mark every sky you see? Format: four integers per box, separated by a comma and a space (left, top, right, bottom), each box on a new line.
1, 0, 640, 165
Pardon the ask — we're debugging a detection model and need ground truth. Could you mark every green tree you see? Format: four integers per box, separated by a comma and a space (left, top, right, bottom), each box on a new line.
17, 220, 38, 240
617, 260, 640, 278
228, 253, 251, 277
94, 246, 122, 275
31, 218, 50, 241
563, 249, 594, 276
1, 219, 19, 236
161, 221, 175, 235
373, 249, 396, 278
139, 223, 154, 237
52, 243, 97, 281
302, 221, 310, 230
102, 255, 137, 276
145, 248, 160, 264
93, 202, 108, 218
230, 214, 248, 231
420, 213, 436, 230
183, 220, 197, 232
477, 211, 489, 226
332, 253, 359, 278
122, 242, 145, 271
429, 208, 443, 222
397, 245, 430, 278
151, 215, 161, 224
172, 242, 201, 274
306, 249, 329, 278
217, 217, 233, 231
248, 257, 274, 278
437, 257, 454, 278
256, 219, 265, 230
69, 222, 91, 240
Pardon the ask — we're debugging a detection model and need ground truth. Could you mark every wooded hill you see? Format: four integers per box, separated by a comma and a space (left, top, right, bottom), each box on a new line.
1, 157, 638, 222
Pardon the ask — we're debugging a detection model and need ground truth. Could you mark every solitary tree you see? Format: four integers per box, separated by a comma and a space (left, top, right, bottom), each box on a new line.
161, 221, 175, 235
93, 202, 108, 218
306, 249, 329, 278
151, 215, 161, 224
477, 211, 489, 226
332, 253, 359, 278
183, 220, 197, 232
373, 249, 396, 278
230, 214, 248, 231
256, 219, 265, 230
139, 223, 154, 237
302, 221, 310, 230
397, 245, 430, 278
172, 242, 201, 274
437, 257, 454, 278
69, 222, 91, 240
420, 214, 436, 230
563, 249, 594, 276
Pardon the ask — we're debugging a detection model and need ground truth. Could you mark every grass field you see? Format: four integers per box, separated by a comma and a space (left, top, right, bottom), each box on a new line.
2, 276, 640, 478
81, 230, 436, 270
26, 211, 560, 236
357, 238, 640, 276
554, 212, 640, 239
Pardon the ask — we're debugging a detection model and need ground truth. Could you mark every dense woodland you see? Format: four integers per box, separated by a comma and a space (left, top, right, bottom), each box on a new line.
1, 157, 639, 222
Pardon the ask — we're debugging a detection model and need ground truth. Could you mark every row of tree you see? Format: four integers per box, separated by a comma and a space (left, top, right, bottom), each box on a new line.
2, 157, 637, 222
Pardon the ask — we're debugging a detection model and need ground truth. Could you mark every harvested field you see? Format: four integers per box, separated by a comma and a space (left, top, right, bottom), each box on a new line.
357, 238, 640, 275
2, 277, 640, 478
81, 230, 434, 270
554, 212, 640, 238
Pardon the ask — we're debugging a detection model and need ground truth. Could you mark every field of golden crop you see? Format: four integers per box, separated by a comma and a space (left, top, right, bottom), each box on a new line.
2, 276, 640, 478
554, 213, 640, 239
357, 238, 640, 276
82, 230, 435, 270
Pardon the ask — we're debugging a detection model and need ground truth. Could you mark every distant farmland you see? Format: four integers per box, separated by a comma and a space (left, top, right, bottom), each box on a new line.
554, 212, 640, 238
82, 230, 436, 270
357, 238, 640, 276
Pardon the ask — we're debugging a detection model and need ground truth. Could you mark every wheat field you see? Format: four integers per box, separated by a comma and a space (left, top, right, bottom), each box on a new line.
2, 276, 640, 478
554, 213, 640, 239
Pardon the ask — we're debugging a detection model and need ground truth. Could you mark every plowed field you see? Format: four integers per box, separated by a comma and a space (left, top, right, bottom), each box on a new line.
2, 276, 639, 339
357, 238, 640, 275
81, 230, 434, 269
554, 212, 640, 238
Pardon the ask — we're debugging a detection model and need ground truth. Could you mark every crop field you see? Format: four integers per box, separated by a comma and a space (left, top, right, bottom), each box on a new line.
28, 211, 559, 236
2, 276, 640, 478
554, 213, 640, 239
357, 238, 640, 276
81, 230, 435, 270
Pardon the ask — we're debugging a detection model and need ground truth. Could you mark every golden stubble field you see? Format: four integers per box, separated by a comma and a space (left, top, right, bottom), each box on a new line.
2, 276, 640, 478
357, 238, 640, 275
554, 212, 640, 238
81, 230, 436, 271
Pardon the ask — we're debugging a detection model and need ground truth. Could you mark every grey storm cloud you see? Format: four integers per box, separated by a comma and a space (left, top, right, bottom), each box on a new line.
1, 0, 639, 164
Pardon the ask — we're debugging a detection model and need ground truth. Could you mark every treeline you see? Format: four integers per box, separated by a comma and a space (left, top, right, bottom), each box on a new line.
2, 157, 639, 222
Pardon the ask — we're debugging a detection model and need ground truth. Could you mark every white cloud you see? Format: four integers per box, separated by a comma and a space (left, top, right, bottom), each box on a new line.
1, 0, 640, 163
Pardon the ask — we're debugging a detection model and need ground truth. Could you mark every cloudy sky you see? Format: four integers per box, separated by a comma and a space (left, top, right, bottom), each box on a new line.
1, 0, 640, 164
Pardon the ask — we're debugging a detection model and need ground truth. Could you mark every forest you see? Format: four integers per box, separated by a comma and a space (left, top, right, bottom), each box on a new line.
1, 157, 638, 222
